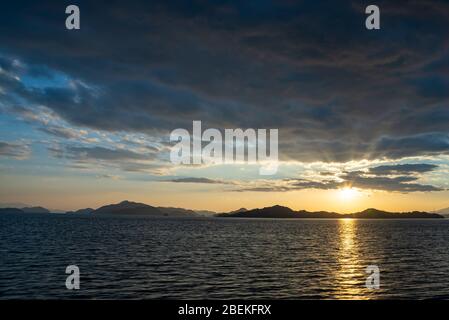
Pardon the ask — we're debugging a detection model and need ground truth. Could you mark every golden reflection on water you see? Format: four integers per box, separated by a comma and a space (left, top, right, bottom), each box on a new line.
334, 219, 368, 299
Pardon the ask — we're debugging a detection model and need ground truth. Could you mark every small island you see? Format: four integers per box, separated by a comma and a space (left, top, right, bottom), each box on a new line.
218, 205, 444, 219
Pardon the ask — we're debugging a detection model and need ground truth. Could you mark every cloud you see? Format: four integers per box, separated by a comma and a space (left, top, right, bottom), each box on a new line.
47, 142, 173, 175
38, 125, 86, 140
236, 178, 338, 192
0, 141, 31, 160
96, 174, 121, 180
63, 146, 151, 162
368, 163, 439, 175
167, 177, 231, 184
234, 186, 291, 193
235, 163, 444, 193
340, 171, 443, 192
47, 143, 164, 170
290, 179, 340, 190
373, 133, 449, 159
119, 162, 168, 174
0, 0, 448, 164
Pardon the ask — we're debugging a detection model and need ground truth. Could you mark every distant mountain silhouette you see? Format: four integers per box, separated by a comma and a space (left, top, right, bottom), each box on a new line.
93, 200, 163, 215
0, 206, 51, 214
1, 201, 443, 219
228, 208, 248, 215
0, 202, 30, 208
219, 205, 444, 219
435, 207, 449, 218
21, 206, 50, 214
0, 200, 215, 217
92, 200, 201, 217
219, 205, 297, 218
155, 206, 199, 217
66, 208, 94, 214
353, 208, 442, 219
194, 209, 218, 216
0, 208, 26, 214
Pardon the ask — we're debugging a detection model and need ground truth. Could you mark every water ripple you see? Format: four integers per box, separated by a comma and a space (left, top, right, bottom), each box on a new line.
1, 214, 449, 299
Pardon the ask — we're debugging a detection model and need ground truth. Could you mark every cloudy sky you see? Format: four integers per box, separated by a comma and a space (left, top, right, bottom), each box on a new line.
0, 0, 448, 212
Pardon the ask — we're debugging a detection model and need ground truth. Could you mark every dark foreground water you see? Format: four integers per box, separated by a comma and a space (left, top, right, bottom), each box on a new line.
1, 213, 449, 299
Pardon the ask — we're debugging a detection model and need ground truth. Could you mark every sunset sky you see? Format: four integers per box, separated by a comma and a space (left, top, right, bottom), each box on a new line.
0, 0, 448, 213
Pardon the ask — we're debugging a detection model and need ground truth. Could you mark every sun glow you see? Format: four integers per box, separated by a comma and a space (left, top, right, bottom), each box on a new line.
338, 187, 358, 201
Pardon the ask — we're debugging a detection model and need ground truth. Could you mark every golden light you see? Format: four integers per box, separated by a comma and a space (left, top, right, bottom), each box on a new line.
338, 187, 358, 201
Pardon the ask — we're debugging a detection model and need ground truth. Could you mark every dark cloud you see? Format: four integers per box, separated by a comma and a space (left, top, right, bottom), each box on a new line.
320, 172, 336, 176
0, 1, 448, 163
290, 179, 340, 190
368, 163, 439, 175
167, 177, 231, 184
62, 145, 152, 162
239, 176, 443, 193
237, 163, 443, 193
339, 163, 443, 192
373, 133, 449, 159
234, 186, 291, 193
48, 143, 169, 174
96, 174, 121, 180
340, 171, 442, 192
0, 141, 30, 159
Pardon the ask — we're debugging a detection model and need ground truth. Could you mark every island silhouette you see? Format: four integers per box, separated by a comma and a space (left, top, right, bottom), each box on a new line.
217, 205, 444, 219
0, 200, 444, 219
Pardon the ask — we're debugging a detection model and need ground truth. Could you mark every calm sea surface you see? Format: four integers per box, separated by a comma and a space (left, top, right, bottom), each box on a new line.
1, 213, 449, 299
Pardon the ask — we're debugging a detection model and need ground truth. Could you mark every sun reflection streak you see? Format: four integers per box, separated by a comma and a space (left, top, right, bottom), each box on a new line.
334, 219, 367, 299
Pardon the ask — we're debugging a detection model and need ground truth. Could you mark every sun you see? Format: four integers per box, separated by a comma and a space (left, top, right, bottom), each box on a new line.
338, 187, 358, 201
